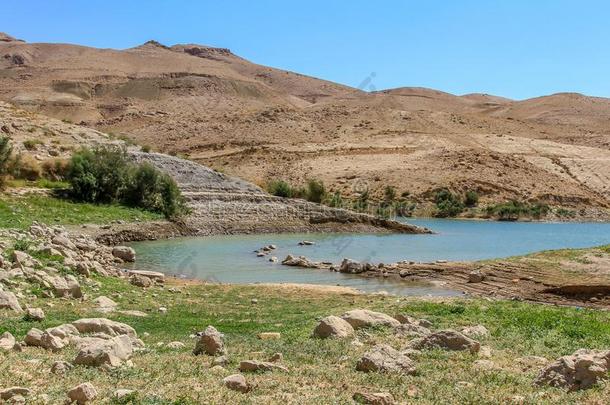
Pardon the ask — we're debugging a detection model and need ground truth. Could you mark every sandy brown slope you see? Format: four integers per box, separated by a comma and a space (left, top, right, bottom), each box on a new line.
0, 33, 609, 217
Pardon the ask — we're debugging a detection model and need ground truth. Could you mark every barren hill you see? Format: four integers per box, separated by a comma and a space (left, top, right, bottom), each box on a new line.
1, 34, 609, 218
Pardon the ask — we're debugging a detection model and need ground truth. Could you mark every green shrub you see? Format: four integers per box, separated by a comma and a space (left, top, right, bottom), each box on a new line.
0, 136, 12, 189
485, 200, 549, 221
305, 179, 326, 203
67, 146, 187, 219
327, 191, 343, 208
267, 180, 293, 198
353, 189, 369, 212
464, 190, 479, 207
434, 189, 464, 217
384, 186, 396, 203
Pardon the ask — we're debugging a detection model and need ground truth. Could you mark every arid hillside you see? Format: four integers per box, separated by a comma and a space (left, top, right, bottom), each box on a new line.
1, 33, 609, 217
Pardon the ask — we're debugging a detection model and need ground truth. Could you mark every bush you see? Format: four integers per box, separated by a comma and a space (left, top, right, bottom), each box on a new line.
464, 190, 479, 207
305, 179, 326, 203
485, 200, 549, 221
384, 186, 396, 202
267, 180, 293, 198
353, 189, 369, 212
327, 191, 343, 208
67, 146, 187, 219
434, 189, 464, 217
0, 136, 12, 188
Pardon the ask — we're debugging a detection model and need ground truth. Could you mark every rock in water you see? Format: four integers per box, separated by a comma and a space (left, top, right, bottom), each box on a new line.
534, 349, 610, 391
409, 330, 480, 354
313, 315, 355, 338
341, 309, 400, 329
356, 344, 416, 374
223, 374, 250, 393
112, 246, 136, 262
67, 382, 97, 404
339, 258, 373, 274
193, 325, 225, 356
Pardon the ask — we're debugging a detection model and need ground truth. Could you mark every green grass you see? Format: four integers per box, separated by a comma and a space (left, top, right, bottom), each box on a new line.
0, 194, 163, 229
1, 275, 609, 404
6, 178, 70, 189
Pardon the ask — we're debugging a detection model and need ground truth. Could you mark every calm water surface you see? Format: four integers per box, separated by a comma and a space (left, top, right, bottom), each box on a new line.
127, 219, 610, 296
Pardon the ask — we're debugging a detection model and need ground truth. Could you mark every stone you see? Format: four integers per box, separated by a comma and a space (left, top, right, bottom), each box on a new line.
128, 270, 165, 282
281, 255, 320, 268
52, 235, 76, 250
460, 325, 490, 338
166, 341, 186, 349
356, 344, 416, 374
46, 323, 80, 340
269, 352, 283, 362
40, 332, 66, 352
258, 332, 281, 340
534, 349, 610, 391
409, 330, 480, 354
394, 323, 431, 338
468, 270, 485, 283
51, 360, 74, 375
0, 387, 30, 401
112, 246, 136, 262
72, 318, 137, 341
299, 240, 315, 246
341, 309, 400, 329
67, 382, 97, 404
353, 392, 395, 405
473, 359, 497, 371
0, 290, 23, 313
25, 307, 45, 321
93, 296, 117, 312
339, 258, 373, 274
223, 374, 250, 393
313, 315, 354, 338
24, 328, 44, 347
239, 360, 288, 373
73, 335, 134, 367
0, 331, 16, 351
212, 355, 229, 366
251, 298, 258, 304
130, 274, 152, 288
113, 389, 135, 399
393, 314, 418, 325
193, 325, 225, 356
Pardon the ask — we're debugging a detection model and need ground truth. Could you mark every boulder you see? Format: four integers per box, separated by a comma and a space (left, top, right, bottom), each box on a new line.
52, 235, 77, 251
213, 355, 229, 366
409, 330, 480, 354
356, 344, 416, 374
353, 392, 395, 405
281, 255, 320, 268
339, 258, 373, 274
0, 331, 16, 351
72, 318, 137, 341
113, 389, 135, 400
24, 328, 44, 346
25, 307, 45, 321
193, 326, 225, 356
46, 323, 80, 340
127, 270, 164, 282
67, 382, 97, 404
73, 335, 133, 368
0, 387, 31, 401
112, 246, 136, 262
394, 323, 431, 338
341, 309, 400, 329
238, 360, 288, 373
51, 360, 74, 375
0, 290, 23, 313
460, 325, 490, 339
130, 274, 152, 288
223, 374, 250, 393
93, 296, 117, 312
313, 315, 355, 339
468, 270, 485, 283
534, 349, 610, 391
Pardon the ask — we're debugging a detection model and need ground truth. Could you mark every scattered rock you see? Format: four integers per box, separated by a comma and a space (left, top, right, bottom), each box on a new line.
25, 307, 45, 321
0, 331, 16, 351
269, 352, 283, 362
212, 355, 229, 366
534, 349, 610, 391
127, 270, 164, 283
473, 359, 497, 371
73, 335, 134, 368
339, 258, 374, 274
93, 296, 117, 312
0, 387, 30, 401
515, 355, 548, 371
239, 360, 288, 373
341, 309, 400, 329
51, 360, 74, 375
130, 274, 152, 288
258, 332, 281, 340
356, 344, 416, 374
166, 341, 186, 349
113, 389, 135, 400
250, 298, 258, 304
353, 391, 395, 405
67, 382, 97, 404
0, 290, 23, 313
468, 270, 485, 283
313, 315, 354, 338
299, 240, 315, 246
460, 325, 490, 338
409, 330, 480, 353
71, 318, 138, 341
112, 246, 136, 262
223, 374, 251, 393
52, 235, 76, 250
193, 326, 225, 356
394, 323, 431, 337
281, 255, 320, 268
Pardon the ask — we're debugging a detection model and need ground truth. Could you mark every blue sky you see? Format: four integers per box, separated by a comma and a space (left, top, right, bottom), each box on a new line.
4, 0, 609, 99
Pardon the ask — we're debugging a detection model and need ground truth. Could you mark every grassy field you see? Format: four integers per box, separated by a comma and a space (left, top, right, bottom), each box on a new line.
2, 273, 609, 404
0, 194, 163, 229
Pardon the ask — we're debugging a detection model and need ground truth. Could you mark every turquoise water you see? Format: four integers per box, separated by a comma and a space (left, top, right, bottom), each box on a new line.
127, 219, 610, 296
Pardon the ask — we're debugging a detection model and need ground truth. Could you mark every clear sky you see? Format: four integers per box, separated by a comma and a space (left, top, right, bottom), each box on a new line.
4, 0, 609, 99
